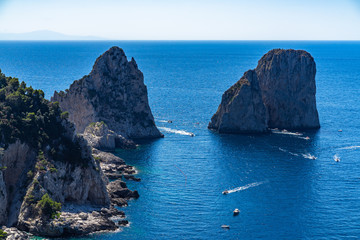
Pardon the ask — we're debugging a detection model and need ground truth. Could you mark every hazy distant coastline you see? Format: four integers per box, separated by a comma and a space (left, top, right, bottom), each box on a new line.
0, 30, 106, 41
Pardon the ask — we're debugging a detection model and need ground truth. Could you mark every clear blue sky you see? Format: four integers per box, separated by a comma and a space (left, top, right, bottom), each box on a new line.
0, 0, 359, 40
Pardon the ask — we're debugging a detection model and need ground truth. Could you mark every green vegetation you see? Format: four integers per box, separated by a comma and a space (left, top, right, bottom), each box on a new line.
60, 111, 69, 120
0, 229, 7, 239
0, 70, 89, 166
27, 170, 33, 178
36, 193, 61, 219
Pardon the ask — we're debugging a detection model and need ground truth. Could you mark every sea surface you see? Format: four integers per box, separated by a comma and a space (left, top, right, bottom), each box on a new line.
0, 41, 360, 239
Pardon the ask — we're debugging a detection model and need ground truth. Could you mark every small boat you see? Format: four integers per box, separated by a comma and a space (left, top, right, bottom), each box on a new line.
233, 209, 240, 216
221, 225, 230, 229
222, 190, 229, 195
338, 129, 343, 132
167, 120, 173, 123
334, 157, 340, 162
282, 129, 288, 133
190, 133, 195, 137
305, 136, 310, 140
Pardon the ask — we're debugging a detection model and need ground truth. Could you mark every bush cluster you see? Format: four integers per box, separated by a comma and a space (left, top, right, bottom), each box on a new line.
0, 70, 88, 165
0, 229, 7, 239
36, 193, 61, 219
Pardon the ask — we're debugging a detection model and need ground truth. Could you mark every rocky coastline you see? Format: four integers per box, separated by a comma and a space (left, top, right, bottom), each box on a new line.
0, 47, 153, 238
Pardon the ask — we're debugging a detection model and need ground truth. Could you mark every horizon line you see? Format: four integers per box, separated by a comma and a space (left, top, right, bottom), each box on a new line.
0, 39, 360, 42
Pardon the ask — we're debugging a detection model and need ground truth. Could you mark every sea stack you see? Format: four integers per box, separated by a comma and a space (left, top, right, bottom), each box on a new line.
208, 70, 268, 133
52, 46, 163, 139
209, 49, 320, 133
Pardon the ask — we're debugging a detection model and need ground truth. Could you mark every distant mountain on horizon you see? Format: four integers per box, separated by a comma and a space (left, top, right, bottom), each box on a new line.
0, 30, 106, 40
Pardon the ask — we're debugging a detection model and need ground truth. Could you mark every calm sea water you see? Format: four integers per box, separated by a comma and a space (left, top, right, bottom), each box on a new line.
0, 41, 360, 239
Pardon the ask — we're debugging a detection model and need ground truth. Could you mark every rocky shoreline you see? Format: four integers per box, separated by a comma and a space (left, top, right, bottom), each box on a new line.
2, 147, 140, 239
0, 47, 155, 239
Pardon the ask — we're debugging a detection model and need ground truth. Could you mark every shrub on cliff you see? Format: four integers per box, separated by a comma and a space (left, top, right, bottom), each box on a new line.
0, 69, 88, 165
0, 230, 7, 239
36, 193, 61, 219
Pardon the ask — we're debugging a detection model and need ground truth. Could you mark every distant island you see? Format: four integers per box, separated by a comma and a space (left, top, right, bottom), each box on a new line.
0, 30, 105, 41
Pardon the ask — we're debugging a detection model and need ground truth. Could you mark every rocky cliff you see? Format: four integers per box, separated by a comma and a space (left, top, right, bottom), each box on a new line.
208, 70, 268, 133
0, 71, 136, 237
209, 49, 320, 133
52, 46, 163, 139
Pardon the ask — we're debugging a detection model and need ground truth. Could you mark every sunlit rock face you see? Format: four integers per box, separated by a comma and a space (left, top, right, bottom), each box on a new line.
209, 49, 320, 133
52, 46, 163, 139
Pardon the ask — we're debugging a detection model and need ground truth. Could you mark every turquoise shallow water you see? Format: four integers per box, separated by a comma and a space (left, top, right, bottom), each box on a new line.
0, 41, 360, 239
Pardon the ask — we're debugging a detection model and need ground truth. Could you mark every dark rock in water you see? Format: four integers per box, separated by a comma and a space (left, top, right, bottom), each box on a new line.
124, 175, 141, 182
117, 220, 129, 226
107, 180, 139, 207
208, 70, 268, 133
52, 46, 163, 139
209, 49, 320, 133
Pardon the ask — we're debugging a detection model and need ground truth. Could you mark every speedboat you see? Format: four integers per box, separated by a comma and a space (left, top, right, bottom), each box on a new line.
222, 190, 229, 195
305, 136, 310, 140
233, 209, 240, 216
221, 225, 230, 229
334, 157, 340, 162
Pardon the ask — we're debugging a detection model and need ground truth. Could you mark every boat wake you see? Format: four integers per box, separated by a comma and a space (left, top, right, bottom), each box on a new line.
302, 153, 317, 160
271, 129, 303, 136
158, 127, 195, 136
279, 147, 299, 156
338, 146, 360, 150
279, 148, 317, 159
226, 181, 267, 194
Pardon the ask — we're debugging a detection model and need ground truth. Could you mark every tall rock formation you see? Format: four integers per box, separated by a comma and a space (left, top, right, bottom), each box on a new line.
52, 47, 163, 139
256, 49, 319, 129
208, 70, 268, 133
209, 49, 320, 133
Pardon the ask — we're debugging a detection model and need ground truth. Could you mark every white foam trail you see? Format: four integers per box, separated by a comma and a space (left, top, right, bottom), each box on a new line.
339, 146, 360, 150
226, 181, 267, 194
271, 129, 303, 136
156, 120, 169, 123
298, 136, 310, 140
279, 147, 299, 156
302, 153, 317, 160
158, 127, 194, 136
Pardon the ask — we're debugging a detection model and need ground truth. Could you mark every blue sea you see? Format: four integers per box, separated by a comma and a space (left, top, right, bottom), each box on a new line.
1, 41, 360, 239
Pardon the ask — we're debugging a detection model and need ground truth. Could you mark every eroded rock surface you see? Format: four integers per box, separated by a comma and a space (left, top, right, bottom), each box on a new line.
52, 46, 163, 139
209, 49, 320, 133
256, 49, 320, 129
83, 122, 136, 151
208, 70, 268, 133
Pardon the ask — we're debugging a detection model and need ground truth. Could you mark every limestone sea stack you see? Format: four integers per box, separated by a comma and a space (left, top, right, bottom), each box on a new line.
52, 46, 163, 139
208, 70, 268, 133
209, 49, 320, 133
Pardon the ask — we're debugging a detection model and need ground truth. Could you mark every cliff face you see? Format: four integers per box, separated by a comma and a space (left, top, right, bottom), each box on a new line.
208, 70, 268, 133
0, 170, 7, 225
209, 49, 320, 133
0, 135, 109, 228
256, 49, 320, 129
52, 47, 163, 139
0, 71, 110, 232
